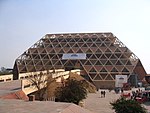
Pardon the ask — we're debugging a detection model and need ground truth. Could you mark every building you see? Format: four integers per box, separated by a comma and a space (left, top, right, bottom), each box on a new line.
13, 32, 147, 88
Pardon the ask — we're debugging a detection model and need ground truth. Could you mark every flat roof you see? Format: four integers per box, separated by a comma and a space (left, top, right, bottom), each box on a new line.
0, 80, 21, 96
0, 99, 94, 113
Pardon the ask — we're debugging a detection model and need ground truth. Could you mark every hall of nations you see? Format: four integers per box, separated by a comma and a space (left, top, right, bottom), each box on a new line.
13, 32, 147, 88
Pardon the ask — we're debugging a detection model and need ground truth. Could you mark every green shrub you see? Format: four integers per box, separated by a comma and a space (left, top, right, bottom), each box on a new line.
110, 97, 147, 113
55, 78, 87, 105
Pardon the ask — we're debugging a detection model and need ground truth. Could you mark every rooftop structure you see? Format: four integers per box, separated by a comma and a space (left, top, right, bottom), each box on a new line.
13, 32, 147, 88
0, 99, 93, 113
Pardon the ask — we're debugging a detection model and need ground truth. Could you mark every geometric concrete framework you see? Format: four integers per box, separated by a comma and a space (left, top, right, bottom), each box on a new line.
13, 32, 147, 88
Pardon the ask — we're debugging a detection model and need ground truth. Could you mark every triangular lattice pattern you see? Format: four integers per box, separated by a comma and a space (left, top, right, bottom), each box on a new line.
14, 32, 146, 88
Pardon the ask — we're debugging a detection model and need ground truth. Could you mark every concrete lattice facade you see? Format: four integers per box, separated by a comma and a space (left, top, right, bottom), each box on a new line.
13, 32, 147, 88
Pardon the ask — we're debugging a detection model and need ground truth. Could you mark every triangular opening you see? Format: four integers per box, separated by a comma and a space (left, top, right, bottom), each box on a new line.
34, 55, 40, 59
91, 43, 97, 47
86, 43, 92, 47
101, 60, 107, 65
65, 60, 74, 67
43, 55, 49, 59
80, 60, 86, 65
55, 43, 61, 47
79, 38, 83, 42
105, 42, 111, 47
95, 54, 101, 58
51, 49, 56, 53
120, 55, 126, 59
68, 49, 74, 53
100, 67, 107, 72
41, 49, 47, 54
27, 60, 34, 65
66, 43, 71, 47
77, 49, 83, 53
105, 74, 113, 80
101, 37, 106, 41
73, 43, 79, 47
57, 54, 62, 58
105, 53, 111, 58
87, 54, 92, 59
101, 43, 106, 47
55, 61, 62, 66
74, 37, 80, 42
47, 61, 52, 65
120, 47, 126, 52
94, 74, 102, 80
51, 38, 57, 43
51, 60, 58, 65
86, 49, 93, 53
69, 38, 75, 42
42, 60, 48, 65
110, 60, 117, 65
122, 67, 129, 72
100, 74, 107, 80
89, 67, 97, 72
61, 60, 67, 65
91, 37, 97, 42
90, 60, 97, 65
21, 67, 27, 72
52, 54, 59, 59
87, 38, 92, 43
100, 54, 107, 59
96, 38, 102, 43
116, 60, 123, 65
79, 38, 84, 42
115, 48, 121, 53
115, 53, 121, 58
70, 60, 77, 65
111, 67, 118, 72
110, 54, 117, 59
95, 49, 102, 53
89, 74, 96, 79
82, 43, 88, 47
105, 48, 111, 53
110, 43, 115, 47
83, 38, 89, 42
126, 60, 132, 65
90, 54, 97, 59
85, 60, 92, 65
61, 38, 67, 42
121, 60, 127, 65
33, 50, 38, 54
105, 60, 112, 65
66, 37, 72, 42
95, 60, 102, 65
59, 49, 65, 53
37, 61, 43, 65
105, 38, 110, 42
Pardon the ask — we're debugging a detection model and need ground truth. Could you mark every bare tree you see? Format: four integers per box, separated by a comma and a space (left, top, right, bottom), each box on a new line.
28, 71, 55, 101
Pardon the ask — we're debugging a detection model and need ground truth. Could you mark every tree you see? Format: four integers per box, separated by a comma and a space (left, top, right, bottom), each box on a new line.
54, 78, 87, 105
28, 72, 54, 101
110, 97, 147, 113
0, 67, 12, 75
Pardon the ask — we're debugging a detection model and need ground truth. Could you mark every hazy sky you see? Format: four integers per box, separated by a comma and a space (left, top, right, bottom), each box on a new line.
0, 0, 150, 73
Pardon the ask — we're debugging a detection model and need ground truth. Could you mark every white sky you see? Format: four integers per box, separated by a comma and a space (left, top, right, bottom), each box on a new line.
0, 0, 150, 73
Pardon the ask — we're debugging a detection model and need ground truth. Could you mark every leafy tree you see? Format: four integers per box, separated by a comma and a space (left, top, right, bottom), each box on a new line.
110, 97, 147, 113
55, 78, 87, 105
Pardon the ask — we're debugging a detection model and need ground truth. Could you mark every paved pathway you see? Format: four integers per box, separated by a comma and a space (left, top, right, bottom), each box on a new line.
84, 89, 150, 113
84, 90, 120, 113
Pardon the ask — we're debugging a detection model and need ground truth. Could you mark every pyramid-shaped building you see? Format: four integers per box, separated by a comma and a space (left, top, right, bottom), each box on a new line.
13, 32, 147, 88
